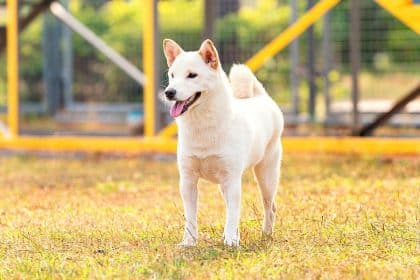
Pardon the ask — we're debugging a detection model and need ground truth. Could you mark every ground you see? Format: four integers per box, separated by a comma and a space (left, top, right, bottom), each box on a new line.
0, 153, 418, 279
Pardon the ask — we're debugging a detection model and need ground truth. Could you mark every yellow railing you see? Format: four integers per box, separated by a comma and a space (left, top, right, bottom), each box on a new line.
143, 0, 157, 137
6, 0, 19, 138
0, 136, 177, 153
0, 136, 418, 155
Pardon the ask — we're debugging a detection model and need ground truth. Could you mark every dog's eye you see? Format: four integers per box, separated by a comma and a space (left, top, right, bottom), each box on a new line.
170, 73, 174, 78
187, 73, 198, 79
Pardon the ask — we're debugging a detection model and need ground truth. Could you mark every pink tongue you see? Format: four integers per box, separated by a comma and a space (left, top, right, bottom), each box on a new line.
170, 101, 186, 118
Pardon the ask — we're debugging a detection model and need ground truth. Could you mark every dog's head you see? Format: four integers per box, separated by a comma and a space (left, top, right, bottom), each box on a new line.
163, 39, 220, 118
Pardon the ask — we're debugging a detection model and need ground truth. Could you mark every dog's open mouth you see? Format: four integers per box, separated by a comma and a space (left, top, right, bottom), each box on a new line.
170, 92, 201, 118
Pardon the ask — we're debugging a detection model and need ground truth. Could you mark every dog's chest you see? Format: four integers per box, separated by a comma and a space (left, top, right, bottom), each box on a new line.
188, 155, 229, 184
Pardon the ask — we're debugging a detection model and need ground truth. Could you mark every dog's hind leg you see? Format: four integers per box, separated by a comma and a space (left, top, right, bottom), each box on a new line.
254, 141, 281, 235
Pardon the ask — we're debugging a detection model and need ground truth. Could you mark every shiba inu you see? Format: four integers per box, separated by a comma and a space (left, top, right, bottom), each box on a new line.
163, 39, 284, 246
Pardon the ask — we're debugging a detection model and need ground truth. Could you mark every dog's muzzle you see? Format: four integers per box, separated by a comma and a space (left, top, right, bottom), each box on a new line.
169, 92, 201, 118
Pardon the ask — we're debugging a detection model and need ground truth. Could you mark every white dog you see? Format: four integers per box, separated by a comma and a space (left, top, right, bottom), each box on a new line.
163, 39, 284, 246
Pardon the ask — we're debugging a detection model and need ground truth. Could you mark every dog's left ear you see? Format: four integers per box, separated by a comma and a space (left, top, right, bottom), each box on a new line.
198, 39, 219, 70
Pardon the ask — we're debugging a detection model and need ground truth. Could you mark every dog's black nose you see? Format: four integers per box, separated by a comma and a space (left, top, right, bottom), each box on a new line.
165, 89, 176, 100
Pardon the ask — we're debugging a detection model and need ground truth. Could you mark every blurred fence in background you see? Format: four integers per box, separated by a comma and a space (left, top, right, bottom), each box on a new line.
328, 0, 419, 135
0, 0, 418, 137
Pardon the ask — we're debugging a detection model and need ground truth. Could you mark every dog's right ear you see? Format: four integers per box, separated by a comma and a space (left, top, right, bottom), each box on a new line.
163, 39, 183, 67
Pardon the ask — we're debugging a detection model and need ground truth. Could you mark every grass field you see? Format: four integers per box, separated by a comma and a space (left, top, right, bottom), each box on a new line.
0, 153, 418, 279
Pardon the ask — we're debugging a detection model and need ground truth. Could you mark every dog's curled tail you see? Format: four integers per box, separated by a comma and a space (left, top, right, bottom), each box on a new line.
229, 64, 266, 98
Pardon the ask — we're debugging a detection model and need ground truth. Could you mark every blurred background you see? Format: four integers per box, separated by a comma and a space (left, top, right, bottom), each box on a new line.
0, 0, 419, 138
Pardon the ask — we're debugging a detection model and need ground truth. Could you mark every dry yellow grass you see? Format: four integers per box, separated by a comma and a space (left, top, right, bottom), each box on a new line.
0, 153, 418, 279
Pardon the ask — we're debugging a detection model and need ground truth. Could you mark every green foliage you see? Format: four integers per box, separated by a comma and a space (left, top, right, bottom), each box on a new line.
68, 0, 203, 65
19, 18, 44, 102
217, 0, 289, 52
69, 0, 203, 102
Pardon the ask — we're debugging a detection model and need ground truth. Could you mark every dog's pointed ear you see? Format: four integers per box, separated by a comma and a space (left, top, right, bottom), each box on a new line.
163, 39, 184, 67
198, 39, 219, 70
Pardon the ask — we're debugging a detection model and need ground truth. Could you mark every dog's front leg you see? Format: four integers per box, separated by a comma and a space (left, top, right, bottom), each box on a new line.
178, 176, 199, 246
220, 177, 242, 246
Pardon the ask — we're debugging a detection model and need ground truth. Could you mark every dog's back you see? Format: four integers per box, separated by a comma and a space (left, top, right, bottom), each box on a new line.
229, 64, 283, 141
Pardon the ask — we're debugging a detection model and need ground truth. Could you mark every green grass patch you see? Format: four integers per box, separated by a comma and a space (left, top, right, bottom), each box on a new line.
0, 154, 418, 279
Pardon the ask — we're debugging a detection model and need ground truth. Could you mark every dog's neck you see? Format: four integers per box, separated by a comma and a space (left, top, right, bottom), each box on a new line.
177, 69, 234, 144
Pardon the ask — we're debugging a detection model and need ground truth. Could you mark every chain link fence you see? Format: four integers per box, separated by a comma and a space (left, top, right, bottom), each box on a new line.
1, 0, 418, 136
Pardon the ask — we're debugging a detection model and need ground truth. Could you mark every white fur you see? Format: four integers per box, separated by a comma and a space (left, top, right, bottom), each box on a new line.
229, 64, 265, 98
163, 39, 284, 246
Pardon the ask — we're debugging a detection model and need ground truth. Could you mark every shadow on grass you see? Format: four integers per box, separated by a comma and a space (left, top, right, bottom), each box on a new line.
172, 228, 287, 262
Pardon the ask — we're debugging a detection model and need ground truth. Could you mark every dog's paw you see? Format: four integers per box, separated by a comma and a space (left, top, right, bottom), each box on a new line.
223, 237, 240, 247
261, 231, 274, 242
177, 237, 196, 247
223, 233, 240, 247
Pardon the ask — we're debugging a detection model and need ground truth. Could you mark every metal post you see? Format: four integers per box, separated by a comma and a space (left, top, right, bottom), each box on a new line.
217, 0, 239, 69
350, 0, 360, 134
290, 0, 300, 116
7, 0, 19, 137
322, 11, 331, 122
217, 0, 239, 18
143, 0, 160, 136
42, 12, 62, 114
307, 0, 316, 122
203, 0, 216, 40
61, 0, 73, 108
